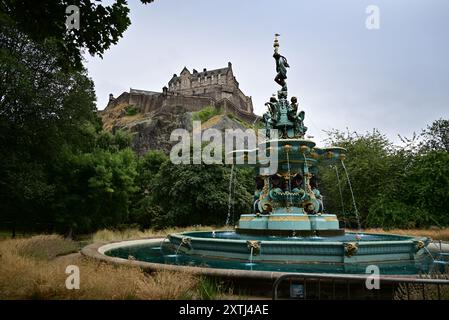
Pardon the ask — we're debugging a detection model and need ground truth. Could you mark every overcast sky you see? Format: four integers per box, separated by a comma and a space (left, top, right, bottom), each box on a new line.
85, 0, 449, 144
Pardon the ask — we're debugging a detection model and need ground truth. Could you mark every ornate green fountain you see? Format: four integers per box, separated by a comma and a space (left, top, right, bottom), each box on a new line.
104, 36, 432, 274
166, 35, 429, 267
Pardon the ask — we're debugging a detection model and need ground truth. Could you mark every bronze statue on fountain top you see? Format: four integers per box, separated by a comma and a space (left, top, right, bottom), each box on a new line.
263, 34, 308, 139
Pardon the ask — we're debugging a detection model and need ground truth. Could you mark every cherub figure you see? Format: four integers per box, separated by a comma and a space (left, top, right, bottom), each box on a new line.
264, 95, 279, 121
262, 112, 273, 138
288, 96, 299, 122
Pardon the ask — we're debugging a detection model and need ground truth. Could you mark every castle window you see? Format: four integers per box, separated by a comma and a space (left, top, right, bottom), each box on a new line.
211, 75, 214, 81
218, 74, 221, 81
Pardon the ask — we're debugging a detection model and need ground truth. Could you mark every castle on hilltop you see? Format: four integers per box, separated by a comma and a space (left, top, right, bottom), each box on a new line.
104, 62, 257, 123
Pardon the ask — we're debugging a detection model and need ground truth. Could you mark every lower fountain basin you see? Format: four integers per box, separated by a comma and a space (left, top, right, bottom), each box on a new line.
100, 235, 438, 276
168, 231, 429, 264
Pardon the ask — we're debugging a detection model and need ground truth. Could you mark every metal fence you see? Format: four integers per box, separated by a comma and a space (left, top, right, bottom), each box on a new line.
272, 273, 449, 300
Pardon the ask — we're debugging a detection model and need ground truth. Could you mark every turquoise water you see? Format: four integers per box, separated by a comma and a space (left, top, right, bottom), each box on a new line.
105, 241, 434, 275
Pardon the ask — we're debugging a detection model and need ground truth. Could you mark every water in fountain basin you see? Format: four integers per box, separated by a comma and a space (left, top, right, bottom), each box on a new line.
341, 160, 362, 232
106, 239, 434, 275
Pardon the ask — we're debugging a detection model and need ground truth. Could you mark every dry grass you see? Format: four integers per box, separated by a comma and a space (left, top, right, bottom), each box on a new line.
99, 102, 144, 131
361, 228, 449, 241
0, 235, 230, 300
15, 235, 79, 260
201, 114, 223, 130
395, 272, 449, 300
92, 225, 229, 242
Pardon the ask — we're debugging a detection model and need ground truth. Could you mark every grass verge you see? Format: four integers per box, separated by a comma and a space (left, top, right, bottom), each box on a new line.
0, 234, 235, 299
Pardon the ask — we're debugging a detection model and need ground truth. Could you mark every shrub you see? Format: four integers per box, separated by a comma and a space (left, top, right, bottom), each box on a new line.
125, 105, 138, 116
192, 106, 222, 122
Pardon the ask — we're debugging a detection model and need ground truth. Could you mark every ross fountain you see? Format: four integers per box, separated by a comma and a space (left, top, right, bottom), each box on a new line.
103, 35, 433, 275
166, 35, 430, 268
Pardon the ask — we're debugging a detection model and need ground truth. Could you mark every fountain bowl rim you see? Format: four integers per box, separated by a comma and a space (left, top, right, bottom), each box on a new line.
168, 230, 428, 246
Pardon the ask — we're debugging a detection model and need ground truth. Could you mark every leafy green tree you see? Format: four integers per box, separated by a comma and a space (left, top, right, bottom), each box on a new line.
319, 129, 407, 228
129, 150, 168, 229
0, 22, 99, 232
0, 1, 155, 235
419, 119, 449, 153
402, 151, 449, 227
52, 146, 138, 234
147, 163, 252, 228
0, 0, 154, 70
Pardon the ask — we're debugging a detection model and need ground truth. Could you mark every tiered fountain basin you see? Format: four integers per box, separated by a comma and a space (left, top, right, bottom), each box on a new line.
168, 231, 429, 265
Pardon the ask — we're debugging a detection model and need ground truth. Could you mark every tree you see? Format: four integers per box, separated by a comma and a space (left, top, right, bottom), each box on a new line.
0, 0, 154, 70
139, 162, 252, 228
319, 129, 408, 228
0, 1, 154, 235
402, 150, 449, 227
419, 119, 449, 153
0, 22, 99, 232
53, 146, 138, 234
129, 150, 169, 229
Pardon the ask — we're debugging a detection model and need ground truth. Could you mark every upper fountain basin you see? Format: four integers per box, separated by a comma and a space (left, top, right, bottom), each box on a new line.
227, 139, 347, 168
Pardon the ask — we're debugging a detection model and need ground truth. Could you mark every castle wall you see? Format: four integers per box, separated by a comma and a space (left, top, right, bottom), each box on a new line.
162, 95, 215, 112
105, 92, 130, 110
216, 98, 258, 123
129, 93, 163, 113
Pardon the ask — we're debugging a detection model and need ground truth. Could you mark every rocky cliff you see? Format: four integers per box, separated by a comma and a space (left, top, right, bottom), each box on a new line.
99, 101, 255, 155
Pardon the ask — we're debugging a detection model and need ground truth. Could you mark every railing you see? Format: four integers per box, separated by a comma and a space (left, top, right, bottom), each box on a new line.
272, 273, 449, 300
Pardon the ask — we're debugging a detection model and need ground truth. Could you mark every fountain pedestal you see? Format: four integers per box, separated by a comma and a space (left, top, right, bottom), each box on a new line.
237, 213, 343, 237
